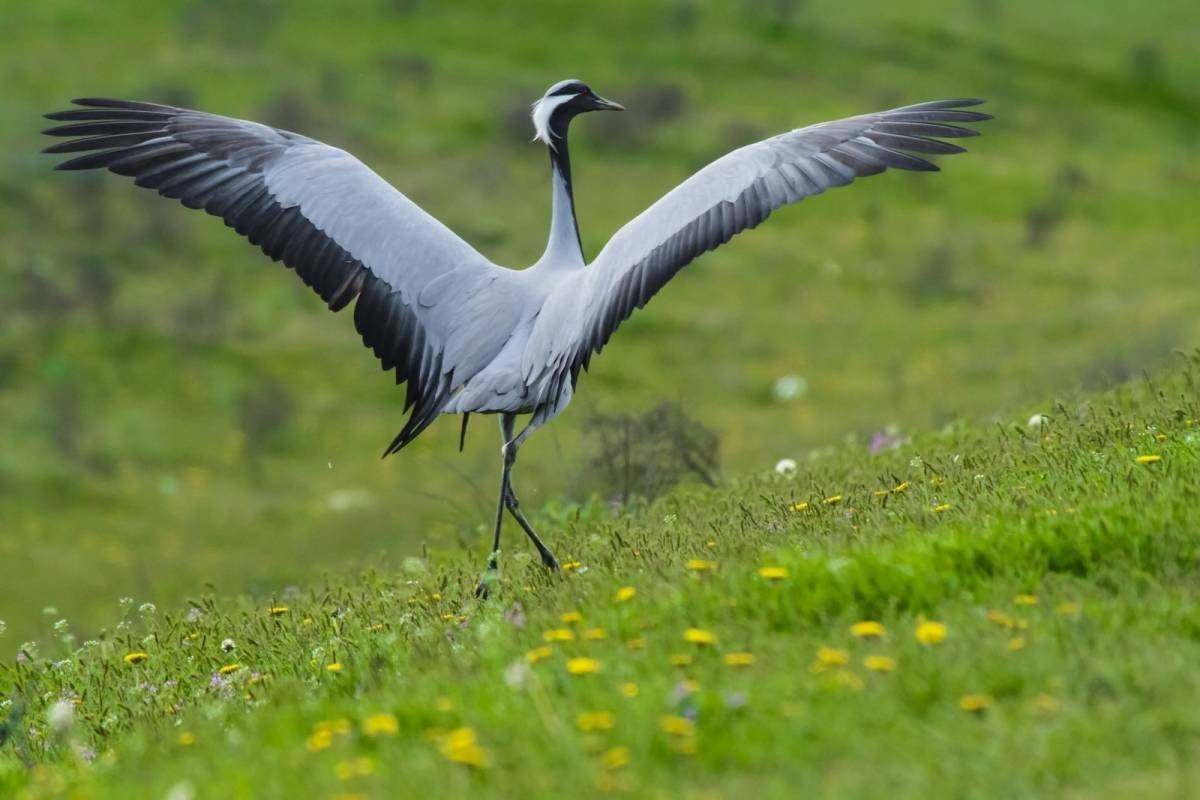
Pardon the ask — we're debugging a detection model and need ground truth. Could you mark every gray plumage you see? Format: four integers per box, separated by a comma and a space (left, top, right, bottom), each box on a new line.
44, 82, 990, 592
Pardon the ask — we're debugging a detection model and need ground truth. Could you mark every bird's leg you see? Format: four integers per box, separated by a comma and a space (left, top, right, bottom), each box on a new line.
503, 417, 559, 570
475, 415, 517, 599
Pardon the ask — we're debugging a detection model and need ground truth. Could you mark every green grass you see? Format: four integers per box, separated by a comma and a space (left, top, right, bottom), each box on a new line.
2, 0, 1199, 645
4, 356, 1200, 798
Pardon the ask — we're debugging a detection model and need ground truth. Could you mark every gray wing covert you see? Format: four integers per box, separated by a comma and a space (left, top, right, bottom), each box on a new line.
44, 98, 516, 453
549, 98, 991, 381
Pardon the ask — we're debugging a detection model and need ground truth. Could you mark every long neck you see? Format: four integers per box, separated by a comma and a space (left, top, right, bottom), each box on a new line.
539, 129, 585, 268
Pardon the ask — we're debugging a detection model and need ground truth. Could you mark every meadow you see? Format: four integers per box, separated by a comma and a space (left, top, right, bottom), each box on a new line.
1, 0, 1199, 795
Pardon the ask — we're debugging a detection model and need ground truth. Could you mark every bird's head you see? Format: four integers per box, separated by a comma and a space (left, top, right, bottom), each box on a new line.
531, 79, 623, 151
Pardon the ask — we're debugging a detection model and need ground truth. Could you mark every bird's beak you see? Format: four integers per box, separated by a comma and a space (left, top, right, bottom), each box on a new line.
589, 94, 624, 112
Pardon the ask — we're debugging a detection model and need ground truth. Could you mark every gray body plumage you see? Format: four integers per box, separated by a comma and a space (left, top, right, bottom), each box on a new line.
43, 82, 990, 587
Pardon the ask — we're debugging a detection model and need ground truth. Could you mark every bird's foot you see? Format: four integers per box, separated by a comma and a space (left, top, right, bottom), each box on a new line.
475, 557, 500, 600
539, 550, 560, 571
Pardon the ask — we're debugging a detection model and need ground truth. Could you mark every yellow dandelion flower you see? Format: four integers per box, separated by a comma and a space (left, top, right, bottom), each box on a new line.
1057, 601, 1080, 616
1155, 433, 1168, 442
824, 494, 843, 505
790, 501, 810, 512
543, 628, 575, 642
306, 729, 333, 752
813, 646, 850, 671
576, 711, 616, 732
177, 731, 196, 746
620, 682, 639, 698
302, 617, 314, 626
123, 652, 148, 665
933, 503, 951, 513
439, 727, 490, 768
724, 652, 755, 667
668, 653, 694, 667
1034, 693, 1061, 712
683, 628, 717, 646
863, 655, 896, 672
362, 713, 399, 737
561, 561, 583, 572
615, 586, 636, 602
1008, 637, 1026, 651
850, 621, 886, 639
566, 657, 600, 675
268, 605, 289, 616
526, 645, 553, 664
915, 620, 947, 645
218, 663, 241, 675
314, 718, 352, 736
325, 662, 344, 673
1014, 594, 1038, 606
686, 559, 716, 572
601, 746, 630, 769
757, 566, 788, 580
986, 610, 1016, 629
660, 715, 695, 736
560, 611, 583, 625
893, 481, 910, 493
583, 628, 607, 640
959, 694, 992, 713
1135, 454, 1162, 465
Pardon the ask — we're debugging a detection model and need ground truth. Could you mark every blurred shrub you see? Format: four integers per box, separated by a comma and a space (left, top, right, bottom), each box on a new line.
580, 401, 719, 506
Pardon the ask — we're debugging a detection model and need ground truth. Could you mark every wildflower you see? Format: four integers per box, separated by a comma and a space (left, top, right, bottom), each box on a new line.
1135, 454, 1162, 465
566, 657, 600, 675
790, 501, 810, 512
774, 458, 798, 476
933, 503, 951, 513
615, 586, 636, 602
850, 621, 886, 639
757, 566, 788, 580
813, 647, 849, 671
893, 481, 910, 493
1014, 594, 1038, 606
724, 652, 755, 667
915, 620, 947, 645
336, 757, 376, 780
525, 645, 553, 664
268, 605, 289, 616
439, 727, 490, 768
873, 490, 889, 498
47, 700, 73, 732
306, 729, 333, 752
583, 628, 607, 640
824, 494, 843, 505
561, 561, 583, 572
576, 711, 616, 732
619, 682, 639, 698
863, 655, 896, 672
772, 374, 807, 402
177, 731, 196, 746
959, 694, 992, 713
560, 611, 583, 625
601, 746, 630, 769
220, 638, 236, 653
123, 652, 148, 665
668, 653, 694, 667
683, 628, 717, 646
659, 715, 695, 736
543, 628, 575, 642
218, 663, 241, 676
1008, 637, 1026, 651
686, 559, 716, 572
326, 662, 344, 673
362, 713, 399, 737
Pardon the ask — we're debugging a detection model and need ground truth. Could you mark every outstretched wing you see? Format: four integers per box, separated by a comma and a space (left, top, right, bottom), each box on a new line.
537, 99, 990, 386
44, 98, 515, 453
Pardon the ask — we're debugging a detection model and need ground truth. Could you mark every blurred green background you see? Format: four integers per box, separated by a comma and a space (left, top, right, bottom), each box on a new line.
2, 0, 1197, 644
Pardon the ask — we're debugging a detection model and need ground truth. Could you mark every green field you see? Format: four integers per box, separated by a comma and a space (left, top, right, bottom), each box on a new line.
2, 0, 1199, 795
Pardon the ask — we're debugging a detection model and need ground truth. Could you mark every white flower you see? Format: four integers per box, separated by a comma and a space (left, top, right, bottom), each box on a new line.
504, 660, 531, 689
139, 603, 157, 616
774, 458, 798, 476
220, 638, 236, 653
1027, 413, 1048, 427
47, 699, 73, 732
772, 375, 808, 402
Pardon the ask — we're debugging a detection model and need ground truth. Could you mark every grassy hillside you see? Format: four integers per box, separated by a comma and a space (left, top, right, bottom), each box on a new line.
3, 356, 1200, 797
2, 0, 1198, 645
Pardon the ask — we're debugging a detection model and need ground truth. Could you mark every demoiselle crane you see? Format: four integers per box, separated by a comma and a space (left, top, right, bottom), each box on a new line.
43, 80, 990, 595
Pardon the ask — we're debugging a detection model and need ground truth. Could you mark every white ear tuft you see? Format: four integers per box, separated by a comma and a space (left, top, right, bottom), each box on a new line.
530, 93, 577, 152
